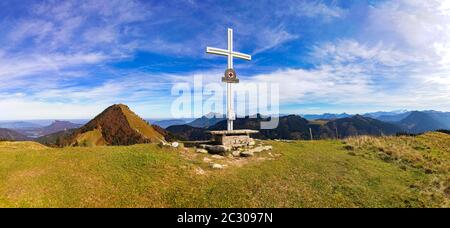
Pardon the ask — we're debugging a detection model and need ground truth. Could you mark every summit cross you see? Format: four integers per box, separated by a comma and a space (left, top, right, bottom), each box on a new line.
206, 28, 251, 131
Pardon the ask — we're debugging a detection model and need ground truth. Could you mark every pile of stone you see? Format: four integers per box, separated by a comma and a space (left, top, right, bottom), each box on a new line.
197, 143, 272, 158
158, 141, 182, 149
238, 145, 273, 157
192, 129, 273, 158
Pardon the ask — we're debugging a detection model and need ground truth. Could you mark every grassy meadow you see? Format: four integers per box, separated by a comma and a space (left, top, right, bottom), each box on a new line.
0, 132, 448, 208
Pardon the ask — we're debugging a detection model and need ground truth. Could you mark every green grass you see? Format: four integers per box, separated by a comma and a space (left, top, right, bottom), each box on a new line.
0, 133, 448, 208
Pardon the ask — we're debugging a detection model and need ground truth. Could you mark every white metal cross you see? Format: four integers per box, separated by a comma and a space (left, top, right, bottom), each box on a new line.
206, 28, 251, 131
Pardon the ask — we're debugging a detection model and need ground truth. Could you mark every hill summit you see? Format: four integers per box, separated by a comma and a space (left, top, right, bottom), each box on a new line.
59, 104, 164, 147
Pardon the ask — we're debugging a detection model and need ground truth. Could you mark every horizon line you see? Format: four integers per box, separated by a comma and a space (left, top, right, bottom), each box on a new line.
0, 109, 447, 122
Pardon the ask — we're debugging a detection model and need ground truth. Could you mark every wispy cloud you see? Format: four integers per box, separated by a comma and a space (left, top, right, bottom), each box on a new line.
311, 39, 421, 67
0, 52, 112, 80
252, 26, 299, 54
278, 0, 346, 19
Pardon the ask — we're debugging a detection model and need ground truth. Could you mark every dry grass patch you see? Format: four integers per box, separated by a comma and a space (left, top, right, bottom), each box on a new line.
344, 132, 450, 207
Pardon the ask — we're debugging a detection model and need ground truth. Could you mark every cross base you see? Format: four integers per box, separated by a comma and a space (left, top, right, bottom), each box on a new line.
222, 77, 239, 83
209, 130, 259, 148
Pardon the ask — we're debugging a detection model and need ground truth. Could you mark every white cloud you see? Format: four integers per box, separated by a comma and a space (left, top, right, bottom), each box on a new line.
279, 0, 345, 19
0, 0, 148, 96
367, 0, 450, 62
253, 26, 299, 54
0, 74, 176, 120
251, 66, 372, 104
0, 98, 108, 120
6, 0, 150, 54
0, 52, 112, 81
311, 39, 421, 67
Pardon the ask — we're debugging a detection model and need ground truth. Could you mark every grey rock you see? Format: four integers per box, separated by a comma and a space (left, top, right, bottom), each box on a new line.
240, 151, 254, 157
204, 145, 231, 154
211, 163, 224, 169
171, 142, 179, 148
196, 148, 208, 154
249, 145, 273, 153
211, 155, 224, 159
195, 167, 206, 175
232, 151, 241, 157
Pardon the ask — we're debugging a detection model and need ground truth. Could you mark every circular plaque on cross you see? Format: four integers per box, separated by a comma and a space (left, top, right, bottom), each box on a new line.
223, 68, 239, 83
225, 69, 237, 79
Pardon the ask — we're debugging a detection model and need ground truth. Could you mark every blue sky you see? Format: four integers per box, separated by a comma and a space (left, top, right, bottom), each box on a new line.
0, 0, 449, 119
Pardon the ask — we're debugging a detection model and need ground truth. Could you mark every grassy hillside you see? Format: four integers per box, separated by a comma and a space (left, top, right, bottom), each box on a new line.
119, 105, 165, 143
55, 104, 164, 147
0, 133, 448, 208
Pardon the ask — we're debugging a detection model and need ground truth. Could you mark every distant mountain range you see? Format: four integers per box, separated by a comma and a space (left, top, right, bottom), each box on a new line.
14, 121, 83, 138
149, 113, 225, 129
167, 114, 403, 141
166, 109, 450, 141
302, 113, 352, 120
329, 115, 402, 137
0, 108, 449, 143
397, 111, 444, 134
363, 110, 409, 118
0, 120, 82, 139
166, 125, 208, 141
426, 111, 450, 128
301, 110, 411, 121
161, 110, 450, 133
149, 118, 195, 128
303, 110, 450, 134
0, 128, 29, 141
40, 121, 82, 136
0, 121, 43, 129
188, 113, 226, 128
372, 112, 412, 122
364, 110, 450, 133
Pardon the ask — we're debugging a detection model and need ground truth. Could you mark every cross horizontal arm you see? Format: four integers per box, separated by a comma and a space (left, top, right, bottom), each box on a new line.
206, 47, 229, 56
232, 51, 251, 61
206, 47, 252, 61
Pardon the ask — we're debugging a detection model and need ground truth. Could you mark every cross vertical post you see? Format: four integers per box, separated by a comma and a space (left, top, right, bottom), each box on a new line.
227, 28, 233, 131
228, 28, 233, 69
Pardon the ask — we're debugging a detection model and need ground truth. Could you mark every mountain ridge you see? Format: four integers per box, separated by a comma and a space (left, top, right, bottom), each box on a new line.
39, 120, 82, 136
0, 128, 29, 141
167, 114, 403, 141
398, 111, 444, 134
